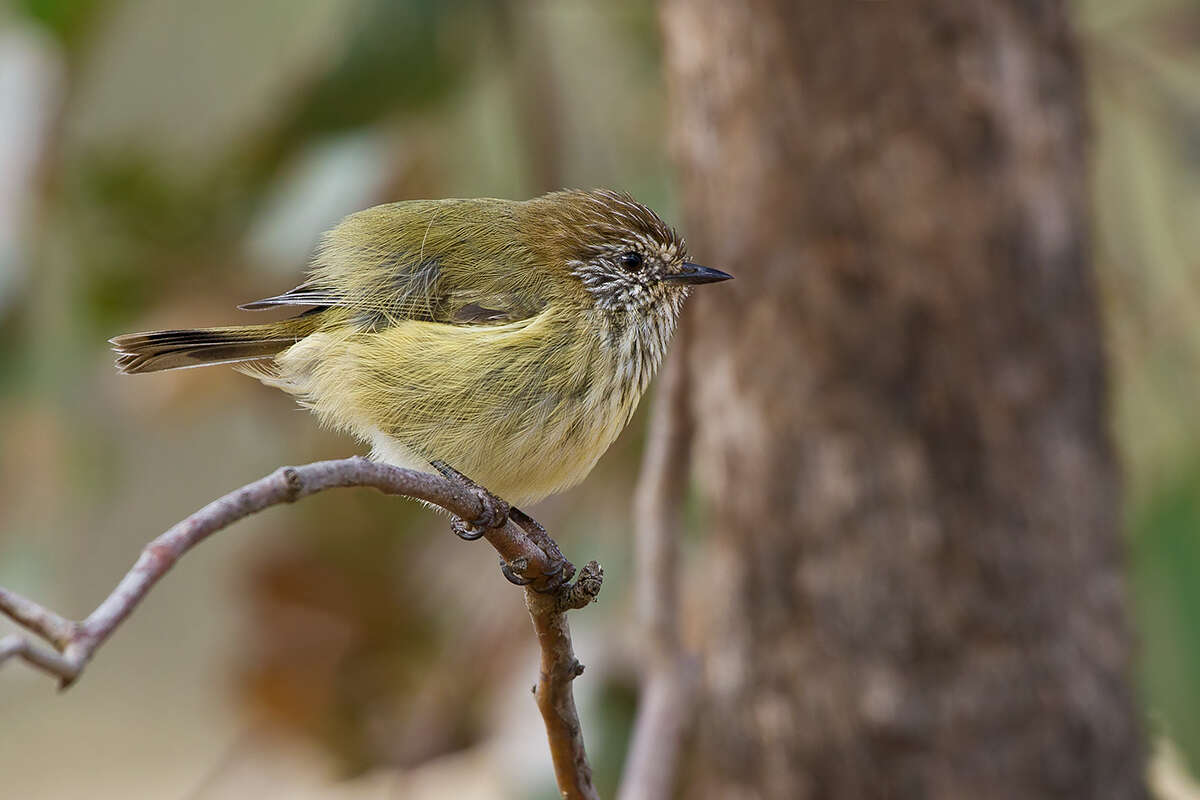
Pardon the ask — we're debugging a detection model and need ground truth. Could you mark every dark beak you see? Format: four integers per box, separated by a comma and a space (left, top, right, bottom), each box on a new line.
663, 262, 734, 285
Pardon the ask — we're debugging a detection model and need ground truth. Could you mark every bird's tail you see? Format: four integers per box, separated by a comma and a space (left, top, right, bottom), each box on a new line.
110, 316, 322, 374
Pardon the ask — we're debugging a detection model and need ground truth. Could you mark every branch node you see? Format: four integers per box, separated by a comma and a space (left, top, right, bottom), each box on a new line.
559, 560, 604, 611
281, 466, 303, 502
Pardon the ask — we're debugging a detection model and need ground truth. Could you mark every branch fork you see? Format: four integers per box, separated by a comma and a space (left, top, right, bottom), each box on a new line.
0, 456, 602, 799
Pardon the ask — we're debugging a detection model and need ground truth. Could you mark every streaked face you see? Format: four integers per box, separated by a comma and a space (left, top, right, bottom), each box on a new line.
572, 234, 687, 314
565, 192, 730, 315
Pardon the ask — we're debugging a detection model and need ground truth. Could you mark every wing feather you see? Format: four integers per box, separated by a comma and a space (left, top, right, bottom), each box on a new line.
239, 281, 340, 310
241, 199, 551, 327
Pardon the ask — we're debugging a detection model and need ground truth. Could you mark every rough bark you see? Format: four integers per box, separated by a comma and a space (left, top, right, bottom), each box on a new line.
661, 1, 1145, 798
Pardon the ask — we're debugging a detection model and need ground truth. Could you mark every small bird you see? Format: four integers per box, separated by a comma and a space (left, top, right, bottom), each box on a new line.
111, 189, 731, 505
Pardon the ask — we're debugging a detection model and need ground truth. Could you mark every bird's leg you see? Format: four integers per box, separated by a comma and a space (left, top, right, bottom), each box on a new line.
430, 461, 573, 590
431, 460, 509, 540
508, 507, 575, 587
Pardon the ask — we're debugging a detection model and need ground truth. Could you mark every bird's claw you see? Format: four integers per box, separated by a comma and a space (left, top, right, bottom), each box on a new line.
450, 518, 487, 541
500, 558, 535, 586
540, 557, 576, 590
498, 554, 576, 590
430, 460, 575, 593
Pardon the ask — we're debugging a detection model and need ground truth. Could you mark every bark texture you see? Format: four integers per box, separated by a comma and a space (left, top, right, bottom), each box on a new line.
661, 1, 1145, 798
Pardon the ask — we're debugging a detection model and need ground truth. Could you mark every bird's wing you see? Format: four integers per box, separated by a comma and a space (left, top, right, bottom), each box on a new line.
239, 201, 547, 326
239, 269, 541, 326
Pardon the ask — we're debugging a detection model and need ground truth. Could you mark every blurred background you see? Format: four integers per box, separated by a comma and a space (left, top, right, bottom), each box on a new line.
0, 0, 1197, 797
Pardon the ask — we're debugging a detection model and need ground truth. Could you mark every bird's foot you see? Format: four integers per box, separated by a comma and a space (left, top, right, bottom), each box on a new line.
499, 557, 534, 586
449, 518, 487, 541
506, 507, 575, 593
498, 553, 574, 592
509, 507, 573, 586
431, 460, 510, 539
430, 461, 573, 592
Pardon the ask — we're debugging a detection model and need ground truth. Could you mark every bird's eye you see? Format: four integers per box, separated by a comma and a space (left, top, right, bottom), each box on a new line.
619, 251, 643, 271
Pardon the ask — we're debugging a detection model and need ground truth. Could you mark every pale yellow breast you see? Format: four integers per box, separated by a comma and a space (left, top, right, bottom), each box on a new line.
270, 309, 646, 505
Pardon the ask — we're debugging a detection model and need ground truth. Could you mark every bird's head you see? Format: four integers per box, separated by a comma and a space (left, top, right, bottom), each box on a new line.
532, 189, 731, 317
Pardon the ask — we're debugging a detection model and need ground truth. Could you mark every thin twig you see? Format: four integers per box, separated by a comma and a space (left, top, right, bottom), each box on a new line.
527, 561, 604, 800
0, 455, 600, 799
632, 343, 691, 656
0, 587, 77, 648
619, 337, 699, 800
619, 660, 699, 800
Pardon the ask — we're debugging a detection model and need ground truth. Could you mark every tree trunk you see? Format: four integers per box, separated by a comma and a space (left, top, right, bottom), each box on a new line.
661, 1, 1145, 798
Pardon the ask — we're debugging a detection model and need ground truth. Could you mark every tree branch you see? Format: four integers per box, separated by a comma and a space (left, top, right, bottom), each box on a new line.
528, 561, 604, 800
0, 455, 601, 798
619, 338, 700, 800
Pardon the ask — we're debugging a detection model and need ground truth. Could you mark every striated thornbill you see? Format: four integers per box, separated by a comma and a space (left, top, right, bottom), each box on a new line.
111, 189, 731, 504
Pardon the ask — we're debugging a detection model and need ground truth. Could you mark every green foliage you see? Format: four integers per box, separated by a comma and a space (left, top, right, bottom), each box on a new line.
1132, 461, 1200, 774
591, 678, 640, 800
288, 0, 478, 136
16, 0, 109, 48
1082, 2, 1200, 766
66, 156, 250, 328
